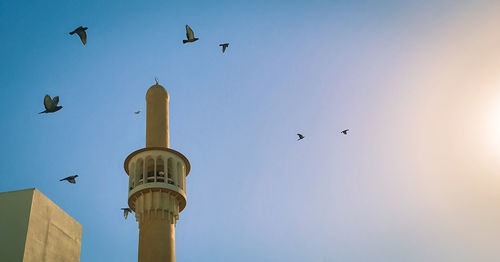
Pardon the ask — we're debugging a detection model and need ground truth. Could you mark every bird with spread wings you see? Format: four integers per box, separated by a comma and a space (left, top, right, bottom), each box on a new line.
60, 175, 79, 184
121, 208, 133, 219
69, 26, 88, 45
39, 95, 63, 114
183, 25, 199, 44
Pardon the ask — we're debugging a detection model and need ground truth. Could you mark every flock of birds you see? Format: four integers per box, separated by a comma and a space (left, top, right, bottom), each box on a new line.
42, 24, 348, 220
38, 24, 228, 113
296, 128, 349, 141
65, 24, 229, 52
43, 24, 231, 220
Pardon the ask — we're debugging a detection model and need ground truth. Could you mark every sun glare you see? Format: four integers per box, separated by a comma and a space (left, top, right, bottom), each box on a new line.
486, 97, 500, 153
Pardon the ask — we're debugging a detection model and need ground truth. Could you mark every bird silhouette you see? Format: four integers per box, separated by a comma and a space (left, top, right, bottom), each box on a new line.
341, 129, 349, 135
297, 134, 305, 140
69, 26, 88, 45
121, 208, 133, 219
39, 95, 63, 114
134, 110, 141, 114
183, 25, 199, 44
60, 175, 78, 184
219, 43, 229, 53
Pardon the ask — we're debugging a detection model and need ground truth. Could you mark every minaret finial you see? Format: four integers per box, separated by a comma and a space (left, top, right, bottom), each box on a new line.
154, 77, 159, 85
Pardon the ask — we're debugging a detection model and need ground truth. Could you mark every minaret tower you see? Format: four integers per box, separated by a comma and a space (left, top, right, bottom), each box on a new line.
124, 80, 190, 262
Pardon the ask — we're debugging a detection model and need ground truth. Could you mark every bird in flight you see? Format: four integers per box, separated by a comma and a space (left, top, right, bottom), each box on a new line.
341, 129, 349, 135
297, 134, 305, 140
183, 25, 199, 44
69, 26, 88, 45
60, 175, 79, 184
219, 43, 229, 53
134, 110, 141, 114
39, 95, 63, 114
121, 208, 133, 219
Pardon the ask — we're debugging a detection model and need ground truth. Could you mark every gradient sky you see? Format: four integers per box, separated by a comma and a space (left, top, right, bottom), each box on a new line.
1, 0, 500, 261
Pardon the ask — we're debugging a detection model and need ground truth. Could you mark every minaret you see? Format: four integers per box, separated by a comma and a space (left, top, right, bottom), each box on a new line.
124, 80, 190, 262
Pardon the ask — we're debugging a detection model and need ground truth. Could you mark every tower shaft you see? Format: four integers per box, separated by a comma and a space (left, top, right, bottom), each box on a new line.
133, 189, 181, 262
146, 84, 169, 148
138, 215, 175, 262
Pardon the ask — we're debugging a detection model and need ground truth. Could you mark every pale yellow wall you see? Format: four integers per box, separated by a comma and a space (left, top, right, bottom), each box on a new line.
0, 188, 34, 262
0, 188, 82, 262
23, 189, 82, 262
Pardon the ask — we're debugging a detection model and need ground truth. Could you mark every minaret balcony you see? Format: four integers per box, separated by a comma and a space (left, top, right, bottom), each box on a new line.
124, 147, 190, 212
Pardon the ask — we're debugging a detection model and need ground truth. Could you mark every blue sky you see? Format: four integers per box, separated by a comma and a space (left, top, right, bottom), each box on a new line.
1, 0, 500, 261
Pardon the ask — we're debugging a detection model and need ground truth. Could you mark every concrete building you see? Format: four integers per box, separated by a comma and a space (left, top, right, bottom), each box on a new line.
0, 188, 82, 262
124, 81, 191, 262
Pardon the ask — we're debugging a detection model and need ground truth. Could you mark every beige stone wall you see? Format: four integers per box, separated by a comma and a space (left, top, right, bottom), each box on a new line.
23, 189, 82, 262
0, 188, 82, 262
0, 188, 34, 262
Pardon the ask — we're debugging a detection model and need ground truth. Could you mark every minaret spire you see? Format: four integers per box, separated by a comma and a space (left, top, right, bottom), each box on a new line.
146, 80, 169, 148
124, 81, 190, 262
